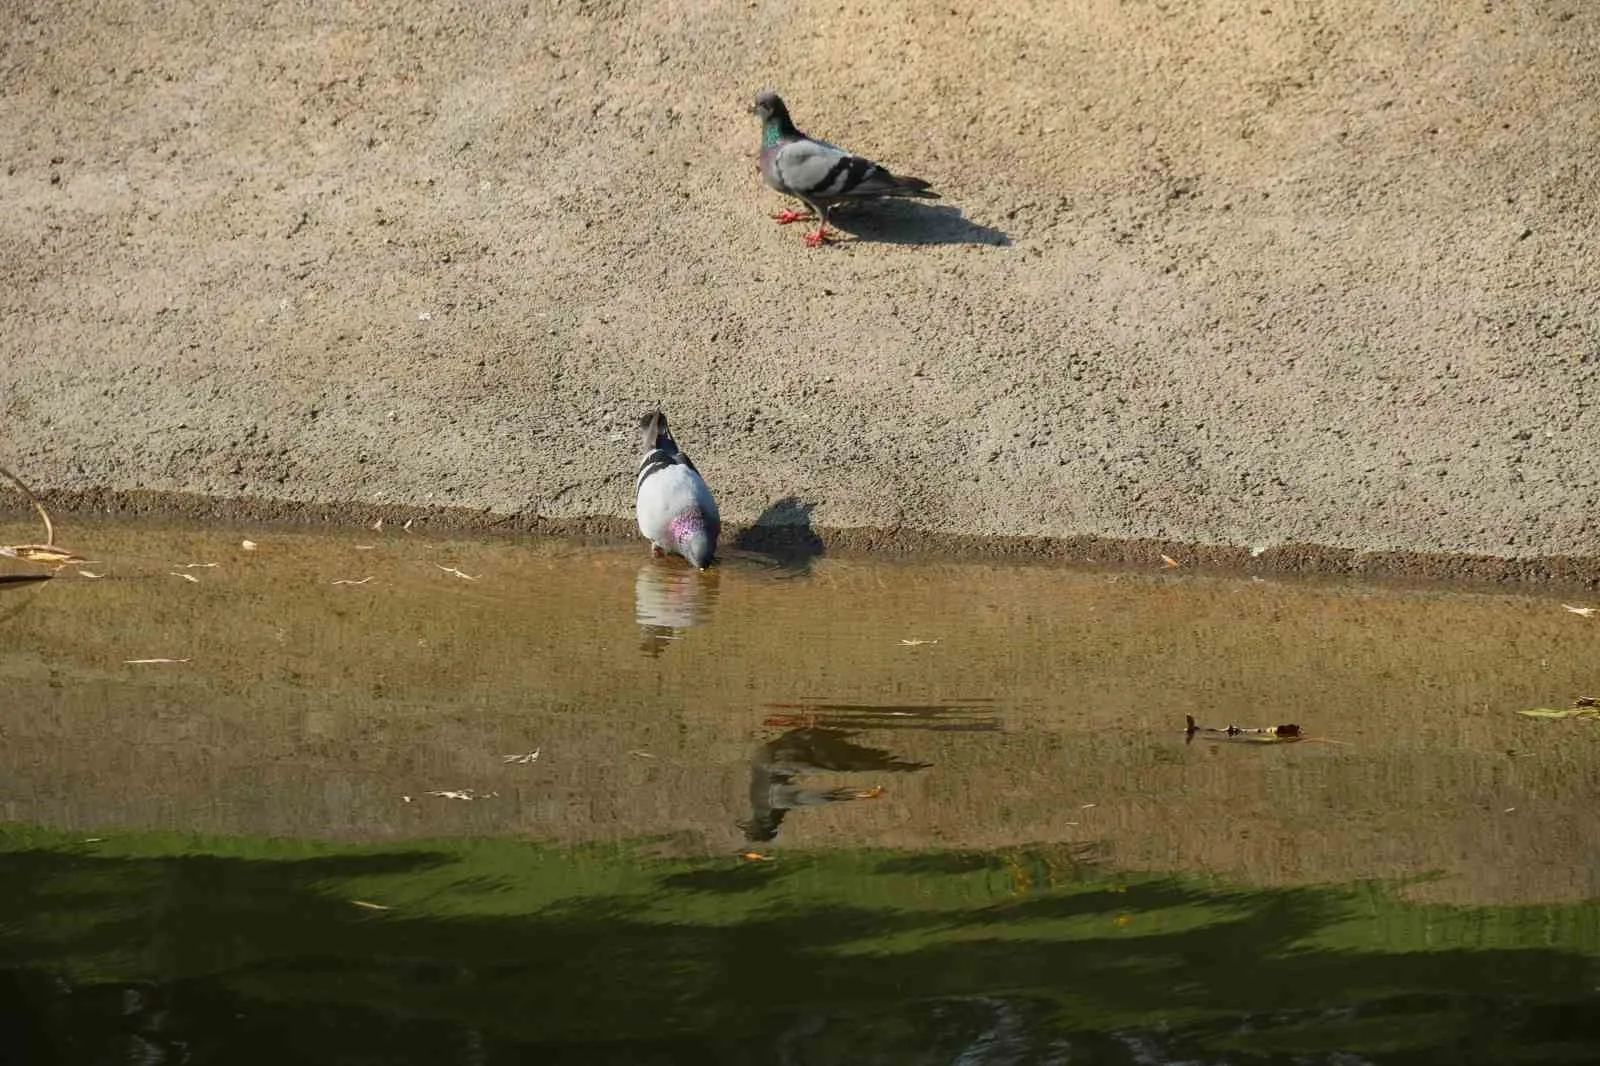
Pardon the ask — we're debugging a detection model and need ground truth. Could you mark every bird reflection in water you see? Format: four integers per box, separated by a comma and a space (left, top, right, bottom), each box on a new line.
635, 560, 720, 657
739, 702, 999, 845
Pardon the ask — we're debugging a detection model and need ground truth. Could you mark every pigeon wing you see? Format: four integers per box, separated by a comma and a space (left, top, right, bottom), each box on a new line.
772, 138, 900, 202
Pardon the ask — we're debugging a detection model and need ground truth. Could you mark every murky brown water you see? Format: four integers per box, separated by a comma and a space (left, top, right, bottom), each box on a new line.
2, 520, 1597, 904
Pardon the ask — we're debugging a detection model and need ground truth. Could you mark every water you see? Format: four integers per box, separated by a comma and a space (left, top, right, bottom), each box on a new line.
1, 521, 1597, 1063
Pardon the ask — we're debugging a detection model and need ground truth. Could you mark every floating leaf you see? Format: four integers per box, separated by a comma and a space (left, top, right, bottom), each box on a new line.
1561, 604, 1596, 617
1516, 707, 1600, 720
2, 544, 87, 564
350, 900, 391, 911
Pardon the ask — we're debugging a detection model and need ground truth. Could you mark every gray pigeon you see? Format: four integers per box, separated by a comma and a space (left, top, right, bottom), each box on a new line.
752, 91, 939, 247
635, 410, 720, 569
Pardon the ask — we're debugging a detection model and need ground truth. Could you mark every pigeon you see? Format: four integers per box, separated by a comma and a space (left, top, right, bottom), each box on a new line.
635, 410, 720, 569
751, 91, 939, 247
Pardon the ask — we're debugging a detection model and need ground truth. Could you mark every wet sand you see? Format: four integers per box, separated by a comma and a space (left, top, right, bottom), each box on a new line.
31, 489, 1600, 588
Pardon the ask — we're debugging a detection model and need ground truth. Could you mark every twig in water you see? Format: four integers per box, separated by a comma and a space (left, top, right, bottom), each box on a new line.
0, 464, 87, 566
0, 464, 55, 546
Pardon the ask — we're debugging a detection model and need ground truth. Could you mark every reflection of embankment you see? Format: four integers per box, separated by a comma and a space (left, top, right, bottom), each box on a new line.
5, 825, 1596, 1063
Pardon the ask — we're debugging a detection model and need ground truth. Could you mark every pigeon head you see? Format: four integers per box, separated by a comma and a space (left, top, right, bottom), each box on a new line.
751, 91, 796, 137
670, 509, 716, 570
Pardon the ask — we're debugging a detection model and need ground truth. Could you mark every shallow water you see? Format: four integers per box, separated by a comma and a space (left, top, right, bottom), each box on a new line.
1, 521, 1597, 1063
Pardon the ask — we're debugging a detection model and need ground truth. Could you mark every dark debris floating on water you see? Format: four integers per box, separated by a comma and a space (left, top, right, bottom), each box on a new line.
1185, 714, 1303, 744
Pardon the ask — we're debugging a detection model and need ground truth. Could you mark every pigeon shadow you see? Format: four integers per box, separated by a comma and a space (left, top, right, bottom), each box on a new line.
728, 496, 825, 574
830, 201, 1010, 247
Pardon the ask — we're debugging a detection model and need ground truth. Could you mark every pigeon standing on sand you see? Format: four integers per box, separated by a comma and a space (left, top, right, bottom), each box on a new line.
635, 410, 720, 569
751, 91, 939, 247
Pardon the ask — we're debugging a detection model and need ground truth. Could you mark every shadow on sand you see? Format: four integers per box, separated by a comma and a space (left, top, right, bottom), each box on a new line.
829, 200, 1010, 247
728, 496, 826, 574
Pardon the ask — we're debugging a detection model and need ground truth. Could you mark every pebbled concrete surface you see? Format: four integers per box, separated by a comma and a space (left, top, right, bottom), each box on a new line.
1, 0, 1597, 562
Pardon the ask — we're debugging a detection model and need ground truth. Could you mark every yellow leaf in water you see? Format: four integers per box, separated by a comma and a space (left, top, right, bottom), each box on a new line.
1517, 707, 1600, 720
350, 900, 391, 911
2, 544, 86, 564
1561, 604, 1596, 617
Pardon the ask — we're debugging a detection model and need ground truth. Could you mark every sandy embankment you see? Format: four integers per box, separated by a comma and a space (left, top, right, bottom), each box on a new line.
1, 1, 1595, 577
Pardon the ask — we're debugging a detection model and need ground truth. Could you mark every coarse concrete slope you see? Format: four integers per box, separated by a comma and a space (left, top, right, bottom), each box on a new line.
1, 0, 1596, 558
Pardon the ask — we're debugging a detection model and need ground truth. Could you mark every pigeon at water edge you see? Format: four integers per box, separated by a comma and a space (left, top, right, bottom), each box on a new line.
635, 410, 720, 569
751, 91, 939, 247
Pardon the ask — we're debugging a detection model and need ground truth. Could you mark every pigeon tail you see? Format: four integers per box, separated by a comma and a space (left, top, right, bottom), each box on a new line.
637, 410, 675, 455
886, 174, 940, 200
